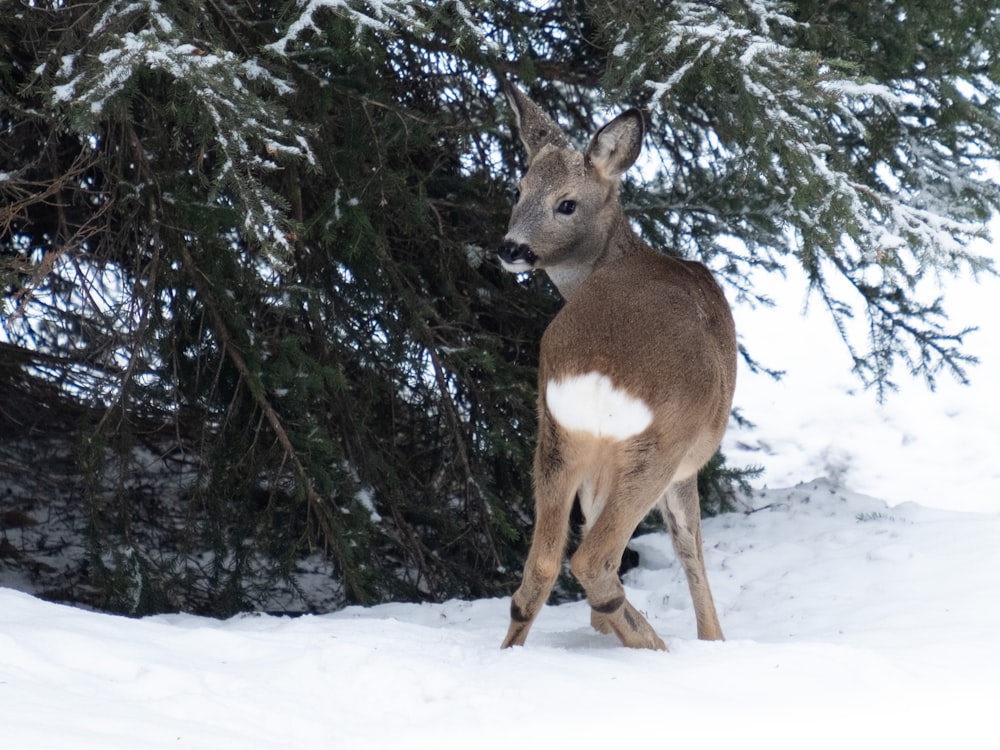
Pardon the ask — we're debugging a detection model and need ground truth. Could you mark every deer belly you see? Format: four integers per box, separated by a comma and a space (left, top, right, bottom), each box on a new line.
545, 372, 653, 441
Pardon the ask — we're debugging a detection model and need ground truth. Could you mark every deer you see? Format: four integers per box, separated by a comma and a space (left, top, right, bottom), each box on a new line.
497, 81, 737, 650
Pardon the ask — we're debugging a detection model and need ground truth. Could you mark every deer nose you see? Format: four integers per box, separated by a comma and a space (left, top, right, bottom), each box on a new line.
498, 239, 537, 267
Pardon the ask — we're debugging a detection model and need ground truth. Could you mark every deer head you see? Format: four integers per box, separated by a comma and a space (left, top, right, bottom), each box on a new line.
499, 81, 645, 299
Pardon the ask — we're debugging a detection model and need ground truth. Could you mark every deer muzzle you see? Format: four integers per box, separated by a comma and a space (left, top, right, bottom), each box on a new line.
498, 239, 537, 272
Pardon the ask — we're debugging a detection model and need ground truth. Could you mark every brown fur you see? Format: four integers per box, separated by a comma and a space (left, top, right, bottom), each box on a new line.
499, 82, 737, 649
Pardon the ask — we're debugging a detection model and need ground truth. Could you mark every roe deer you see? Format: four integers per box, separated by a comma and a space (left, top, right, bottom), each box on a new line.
498, 81, 736, 650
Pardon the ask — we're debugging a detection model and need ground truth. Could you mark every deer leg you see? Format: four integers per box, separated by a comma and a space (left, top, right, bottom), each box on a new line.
572, 480, 615, 636
570, 472, 668, 651
501, 489, 573, 648
501, 423, 576, 649
659, 476, 724, 641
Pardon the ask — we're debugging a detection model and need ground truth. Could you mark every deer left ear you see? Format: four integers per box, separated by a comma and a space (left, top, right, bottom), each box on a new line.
586, 109, 644, 179
503, 79, 570, 162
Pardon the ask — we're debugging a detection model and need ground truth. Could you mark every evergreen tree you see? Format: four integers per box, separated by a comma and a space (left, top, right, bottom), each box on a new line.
1, 0, 996, 614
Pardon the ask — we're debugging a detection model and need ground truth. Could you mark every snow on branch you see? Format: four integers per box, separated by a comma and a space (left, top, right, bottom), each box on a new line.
631, 0, 992, 272
267, 0, 494, 54
268, 0, 417, 55
640, 1, 792, 99
52, 0, 313, 261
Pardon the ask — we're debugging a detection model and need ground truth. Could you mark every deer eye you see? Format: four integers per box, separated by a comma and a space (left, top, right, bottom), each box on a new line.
557, 200, 577, 215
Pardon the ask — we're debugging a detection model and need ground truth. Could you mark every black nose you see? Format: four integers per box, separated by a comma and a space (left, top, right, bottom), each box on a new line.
498, 239, 537, 266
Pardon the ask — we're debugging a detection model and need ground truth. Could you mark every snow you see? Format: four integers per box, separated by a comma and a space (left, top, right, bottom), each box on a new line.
3, 245, 1000, 746
725, 254, 1000, 513
817, 78, 903, 103
267, 0, 417, 54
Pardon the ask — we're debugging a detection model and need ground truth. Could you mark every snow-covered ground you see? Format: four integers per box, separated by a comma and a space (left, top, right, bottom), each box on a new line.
3, 259, 999, 748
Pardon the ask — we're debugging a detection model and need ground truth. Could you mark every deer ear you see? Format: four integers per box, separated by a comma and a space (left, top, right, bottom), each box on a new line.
586, 109, 644, 179
503, 79, 570, 161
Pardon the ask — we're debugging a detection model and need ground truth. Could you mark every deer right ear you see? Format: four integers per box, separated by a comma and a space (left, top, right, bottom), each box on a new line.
503, 79, 569, 162
586, 109, 644, 180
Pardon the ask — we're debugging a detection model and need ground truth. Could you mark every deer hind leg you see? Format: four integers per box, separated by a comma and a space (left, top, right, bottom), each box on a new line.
501, 421, 577, 649
658, 476, 724, 641
571, 480, 616, 636
570, 468, 670, 651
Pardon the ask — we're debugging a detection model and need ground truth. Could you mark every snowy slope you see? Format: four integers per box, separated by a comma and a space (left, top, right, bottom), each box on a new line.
724, 260, 1000, 513
3, 479, 1000, 748
3, 261, 1000, 748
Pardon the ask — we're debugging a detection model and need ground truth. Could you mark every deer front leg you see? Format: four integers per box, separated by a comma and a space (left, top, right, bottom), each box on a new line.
660, 476, 724, 641
501, 515, 568, 648
501, 425, 576, 648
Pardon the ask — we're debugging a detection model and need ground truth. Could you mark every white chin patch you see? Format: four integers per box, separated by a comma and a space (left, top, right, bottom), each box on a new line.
500, 258, 533, 274
546, 372, 653, 441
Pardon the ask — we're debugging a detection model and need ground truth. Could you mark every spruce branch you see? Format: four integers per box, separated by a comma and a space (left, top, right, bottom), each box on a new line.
177, 241, 371, 604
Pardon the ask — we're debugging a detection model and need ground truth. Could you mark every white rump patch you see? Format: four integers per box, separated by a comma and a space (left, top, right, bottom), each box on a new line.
546, 372, 653, 441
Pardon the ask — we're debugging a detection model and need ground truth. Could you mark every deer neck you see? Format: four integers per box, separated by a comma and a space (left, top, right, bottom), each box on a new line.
545, 209, 648, 302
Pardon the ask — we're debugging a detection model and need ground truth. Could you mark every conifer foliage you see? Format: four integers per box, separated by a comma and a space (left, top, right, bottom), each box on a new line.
1, 1, 997, 614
